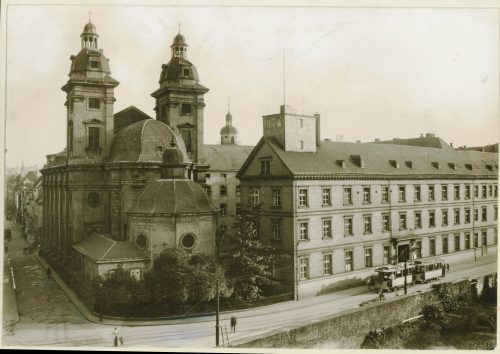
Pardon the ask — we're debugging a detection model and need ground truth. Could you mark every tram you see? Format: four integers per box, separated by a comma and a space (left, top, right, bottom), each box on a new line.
374, 262, 415, 292
413, 259, 446, 283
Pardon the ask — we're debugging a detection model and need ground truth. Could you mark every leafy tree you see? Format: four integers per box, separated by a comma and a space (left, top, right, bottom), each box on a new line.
225, 202, 291, 302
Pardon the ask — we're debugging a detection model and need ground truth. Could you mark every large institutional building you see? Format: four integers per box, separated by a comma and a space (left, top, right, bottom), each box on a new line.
237, 105, 498, 298
40, 20, 497, 301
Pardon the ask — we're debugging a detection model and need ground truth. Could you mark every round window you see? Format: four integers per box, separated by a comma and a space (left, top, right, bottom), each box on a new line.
136, 234, 148, 248
87, 192, 101, 208
180, 234, 196, 250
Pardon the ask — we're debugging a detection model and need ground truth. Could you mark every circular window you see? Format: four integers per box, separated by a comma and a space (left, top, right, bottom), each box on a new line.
136, 234, 148, 248
87, 192, 101, 208
180, 234, 196, 250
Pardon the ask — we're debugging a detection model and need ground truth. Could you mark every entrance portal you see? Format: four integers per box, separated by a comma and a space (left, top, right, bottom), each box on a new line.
397, 244, 410, 262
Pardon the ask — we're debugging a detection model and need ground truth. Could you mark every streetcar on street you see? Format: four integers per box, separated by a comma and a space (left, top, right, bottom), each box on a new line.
373, 262, 415, 292
413, 258, 446, 283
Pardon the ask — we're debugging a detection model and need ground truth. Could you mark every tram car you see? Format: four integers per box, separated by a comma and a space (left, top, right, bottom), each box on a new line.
374, 262, 415, 292
413, 259, 446, 283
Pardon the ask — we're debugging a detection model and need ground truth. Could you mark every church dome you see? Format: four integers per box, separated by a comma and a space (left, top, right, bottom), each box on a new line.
108, 119, 190, 164
158, 58, 200, 83
69, 49, 111, 75
172, 33, 187, 47
82, 21, 98, 35
220, 125, 238, 135
128, 180, 215, 215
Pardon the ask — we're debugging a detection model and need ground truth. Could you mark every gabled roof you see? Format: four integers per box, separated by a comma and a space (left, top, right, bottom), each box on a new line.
199, 144, 253, 172
239, 137, 498, 179
72, 232, 149, 262
113, 105, 153, 134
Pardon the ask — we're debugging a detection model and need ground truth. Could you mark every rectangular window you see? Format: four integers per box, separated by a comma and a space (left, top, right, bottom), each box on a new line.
236, 203, 241, 215
343, 187, 352, 205
272, 188, 281, 207
322, 218, 332, 238
474, 185, 479, 198
363, 187, 371, 204
494, 184, 498, 198
465, 184, 471, 199
465, 208, 471, 223
382, 214, 390, 232
383, 245, 390, 265
489, 184, 493, 197
89, 60, 99, 69
365, 248, 373, 268
272, 222, 281, 241
441, 209, 448, 227
250, 187, 260, 205
300, 140, 304, 150
323, 254, 332, 276
322, 187, 331, 206
399, 213, 407, 230
414, 185, 421, 202
430, 238, 436, 256
482, 230, 488, 246
465, 233, 471, 250
344, 216, 353, 236
454, 185, 460, 200
442, 185, 448, 200
363, 215, 372, 234
414, 211, 422, 229
429, 210, 436, 227
454, 234, 460, 251
221, 173, 227, 178
181, 130, 192, 152
298, 188, 308, 207
299, 221, 309, 240
381, 186, 389, 203
494, 205, 498, 221
299, 257, 309, 280
482, 185, 487, 198
87, 126, 100, 149
181, 103, 192, 115
260, 160, 271, 175
345, 251, 353, 272
482, 206, 487, 222
415, 241, 422, 259
428, 185, 435, 201
220, 203, 227, 216
398, 185, 406, 202
454, 209, 460, 225
443, 236, 448, 254
88, 97, 100, 109
474, 233, 479, 247
474, 208, 479, 222
220, 185, 227, 197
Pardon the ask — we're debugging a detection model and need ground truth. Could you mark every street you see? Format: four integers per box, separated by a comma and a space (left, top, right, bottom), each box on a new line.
3, 220, 497, 348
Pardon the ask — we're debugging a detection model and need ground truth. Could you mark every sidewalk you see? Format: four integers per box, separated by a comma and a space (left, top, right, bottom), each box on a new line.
3, 254, 19, 328
33, 250, 497, 328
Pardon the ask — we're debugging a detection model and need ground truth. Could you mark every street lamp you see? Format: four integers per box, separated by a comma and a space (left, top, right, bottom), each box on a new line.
215, 279, 220, 347
390, 237, 415, 294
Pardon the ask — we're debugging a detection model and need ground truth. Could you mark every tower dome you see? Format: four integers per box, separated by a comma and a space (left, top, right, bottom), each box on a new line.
220, 106, 238, 145
80, 20, 99, 49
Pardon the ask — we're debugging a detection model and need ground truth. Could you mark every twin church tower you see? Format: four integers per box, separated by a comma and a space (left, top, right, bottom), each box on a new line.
63, 20, 238, 167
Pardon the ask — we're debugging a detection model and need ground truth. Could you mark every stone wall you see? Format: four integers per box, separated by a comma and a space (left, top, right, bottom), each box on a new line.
234, 278, 481, 348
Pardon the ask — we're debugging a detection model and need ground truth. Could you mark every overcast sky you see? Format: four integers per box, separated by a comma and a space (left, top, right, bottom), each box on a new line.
4, 3, 499, 168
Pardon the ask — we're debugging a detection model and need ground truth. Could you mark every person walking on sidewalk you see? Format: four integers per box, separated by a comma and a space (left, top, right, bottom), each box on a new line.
113, 327, 120, 347
230, 316, 237, 333
378, 289, 384, 301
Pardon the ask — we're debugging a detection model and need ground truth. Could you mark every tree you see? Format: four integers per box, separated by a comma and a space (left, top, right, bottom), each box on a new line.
225, 202, 291, 302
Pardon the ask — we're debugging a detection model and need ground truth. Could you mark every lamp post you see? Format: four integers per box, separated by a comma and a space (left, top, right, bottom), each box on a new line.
403, 239, 415, 295
215, 280, 220, 347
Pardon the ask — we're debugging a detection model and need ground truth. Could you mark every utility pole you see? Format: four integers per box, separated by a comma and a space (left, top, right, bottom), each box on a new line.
215, 280, 220, 347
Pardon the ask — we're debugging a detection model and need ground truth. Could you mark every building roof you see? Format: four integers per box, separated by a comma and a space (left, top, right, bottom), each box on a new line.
199, 144, 253, 171
82, 21, 98, 35
239, 137, 499, 179
128, 179, 215, 215
172, 33, 187, 47
44, 149, 66, 168
373, 134, 452, 149
69, 48, 111, 75
458, 143, 499, 153
108, 119, 190, 164
113, 105, 153, 133
220, 125, 238, 135
72, 232, 149, 262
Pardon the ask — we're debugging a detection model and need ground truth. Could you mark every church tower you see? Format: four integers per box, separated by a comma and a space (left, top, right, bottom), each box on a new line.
151, 31, 209, 163
62, 21, 119, 164
220, 102, 239, 145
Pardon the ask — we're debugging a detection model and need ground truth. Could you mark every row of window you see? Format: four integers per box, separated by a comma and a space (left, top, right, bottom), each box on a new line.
298, 229, 494, 280
205, 185, 241, 198
288, 206, 497, 241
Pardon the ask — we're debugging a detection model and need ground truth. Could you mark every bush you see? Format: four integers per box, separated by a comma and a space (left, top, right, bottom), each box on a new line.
479, 286, 497, 305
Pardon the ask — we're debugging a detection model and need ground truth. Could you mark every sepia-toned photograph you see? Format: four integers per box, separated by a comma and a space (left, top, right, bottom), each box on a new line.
1, 0, 498, 350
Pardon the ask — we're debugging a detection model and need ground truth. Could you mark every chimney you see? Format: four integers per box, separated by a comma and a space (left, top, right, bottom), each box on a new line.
420, 133, 424, 138
450, 142, 453, 148
314, 113, 321, 147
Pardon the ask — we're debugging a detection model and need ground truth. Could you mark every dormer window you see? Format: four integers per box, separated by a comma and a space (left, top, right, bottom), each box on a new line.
88, 98, 100, 109
390, 160, 400, 169
448, 162, 456, 170
337, 160, 346, 168
465, 163, 473, 170
89, 59, 99, 69
183, 68, 190, 76
405, 161, 414, 169
432, 161, 441, 169
485, 164, 493, 171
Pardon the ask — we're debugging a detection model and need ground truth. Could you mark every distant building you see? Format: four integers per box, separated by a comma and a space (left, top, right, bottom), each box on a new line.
238, 105, 498, 299
372, 133, 452, 149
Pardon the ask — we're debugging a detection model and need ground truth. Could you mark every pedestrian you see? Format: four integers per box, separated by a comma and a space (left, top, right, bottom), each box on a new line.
113, 327, 119, 347
46, 267, 51, 278
446, 263, 450, 272
378, 289, 384, 301
4, 245, 8, 254
230, 316, 237, 332
442, 265, 445, 277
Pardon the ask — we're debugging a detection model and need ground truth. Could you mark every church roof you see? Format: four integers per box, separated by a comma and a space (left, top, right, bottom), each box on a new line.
113, 105, 153, 133
199, 144, 253, 171
69, 48, 111, 75
239, 137, 498, 179
128, 179, 215, 215
108, 119, 190, 164
72, 232, 149, 262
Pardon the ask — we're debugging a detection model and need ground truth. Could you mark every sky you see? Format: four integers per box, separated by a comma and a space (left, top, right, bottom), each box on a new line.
3, 3, 499, 168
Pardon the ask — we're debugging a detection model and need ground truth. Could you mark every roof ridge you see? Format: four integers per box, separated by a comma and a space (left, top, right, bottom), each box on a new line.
100, 239, 116, 261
